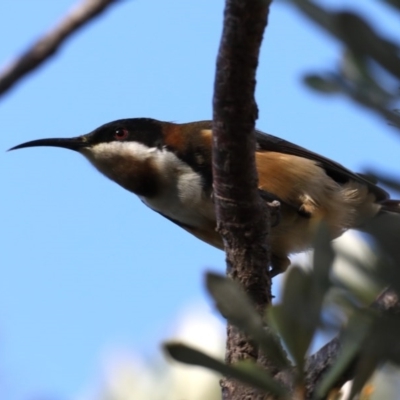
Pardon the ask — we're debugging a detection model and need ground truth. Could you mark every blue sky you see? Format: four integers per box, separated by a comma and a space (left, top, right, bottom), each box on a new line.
1, 1, 400, 399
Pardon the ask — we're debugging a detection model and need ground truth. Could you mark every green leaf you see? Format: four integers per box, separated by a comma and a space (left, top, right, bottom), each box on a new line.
366, 313, 400, 366
312, 222, 334, 295
318, 311, 400, 399
206, 272, 290, 369
267, 225, 334, 383
164, 342, 288, 398
334, 12, 400, 81
268, 268, 317, 378
349, 355, 378, 400
340, 50, 371, 83
315, 312, 372, 399
363, 214, 400, 293
284, 0, 337, 38
304, 74, 341, 94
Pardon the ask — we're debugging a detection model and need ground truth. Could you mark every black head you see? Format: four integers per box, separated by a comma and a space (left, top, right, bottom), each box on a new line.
8, 118, 166, 152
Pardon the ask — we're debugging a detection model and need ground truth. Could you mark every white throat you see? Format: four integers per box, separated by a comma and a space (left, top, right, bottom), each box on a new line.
81, 141, 215, 226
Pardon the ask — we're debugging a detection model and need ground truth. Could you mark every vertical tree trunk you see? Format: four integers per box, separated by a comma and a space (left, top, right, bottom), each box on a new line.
212, 1, 274, 398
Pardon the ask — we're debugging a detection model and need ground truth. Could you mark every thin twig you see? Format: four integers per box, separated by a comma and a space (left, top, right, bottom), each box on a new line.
0, 0, 118, 97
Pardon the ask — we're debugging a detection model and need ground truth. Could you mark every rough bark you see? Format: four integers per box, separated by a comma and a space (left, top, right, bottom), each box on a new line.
212, 1, 273, 399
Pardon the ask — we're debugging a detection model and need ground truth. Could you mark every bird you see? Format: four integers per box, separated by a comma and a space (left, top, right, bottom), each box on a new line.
9, 118, 400, 276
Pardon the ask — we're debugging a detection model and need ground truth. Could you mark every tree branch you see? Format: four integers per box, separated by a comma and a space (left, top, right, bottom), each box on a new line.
303, 288, 400, 398
271, 289, 400, 397
212, 1, 273, 399
0, 0, 118, 97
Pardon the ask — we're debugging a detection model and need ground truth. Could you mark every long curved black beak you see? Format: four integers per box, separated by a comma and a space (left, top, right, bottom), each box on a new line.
8, 137, 88, 152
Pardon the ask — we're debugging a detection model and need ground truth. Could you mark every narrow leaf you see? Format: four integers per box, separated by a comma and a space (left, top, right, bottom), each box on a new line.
363, 214, 400, 293
315, 312, 372, 399
366, 313, 400, 366
164, 342, 288, 398
349, 355, 378, 400
304, 74, 341, 93
268, 268, 316, 377
206, 272, 290, 368
312, 222, 334, 295
269, 227, 334, 383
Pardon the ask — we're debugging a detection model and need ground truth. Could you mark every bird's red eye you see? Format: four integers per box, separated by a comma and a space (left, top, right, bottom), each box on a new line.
114, 128, 128, 140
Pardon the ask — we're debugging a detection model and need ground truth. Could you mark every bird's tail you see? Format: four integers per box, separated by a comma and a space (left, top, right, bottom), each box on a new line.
380, 199, 400, 214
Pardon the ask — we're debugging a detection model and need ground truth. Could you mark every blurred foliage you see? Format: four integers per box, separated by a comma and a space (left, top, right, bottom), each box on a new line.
165, 3, 400, 398
285, 0, 400, 130
166, 216, 400, 399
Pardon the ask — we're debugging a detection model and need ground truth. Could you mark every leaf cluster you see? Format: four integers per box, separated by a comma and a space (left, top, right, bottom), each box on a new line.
165, 211, 400, 399
286, 0, 400, 130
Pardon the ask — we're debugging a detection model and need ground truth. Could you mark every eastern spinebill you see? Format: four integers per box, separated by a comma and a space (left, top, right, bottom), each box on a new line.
9, 119, 400, 275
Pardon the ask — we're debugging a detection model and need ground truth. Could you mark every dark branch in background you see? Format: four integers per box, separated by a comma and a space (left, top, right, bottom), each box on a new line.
270, 288, 400, 398
302, 288, 400, 398
0, 0, 118, 98
212, 1, 275, 399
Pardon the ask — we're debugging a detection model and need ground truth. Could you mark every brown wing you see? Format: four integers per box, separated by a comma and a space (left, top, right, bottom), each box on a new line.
255, 130, 389, 202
